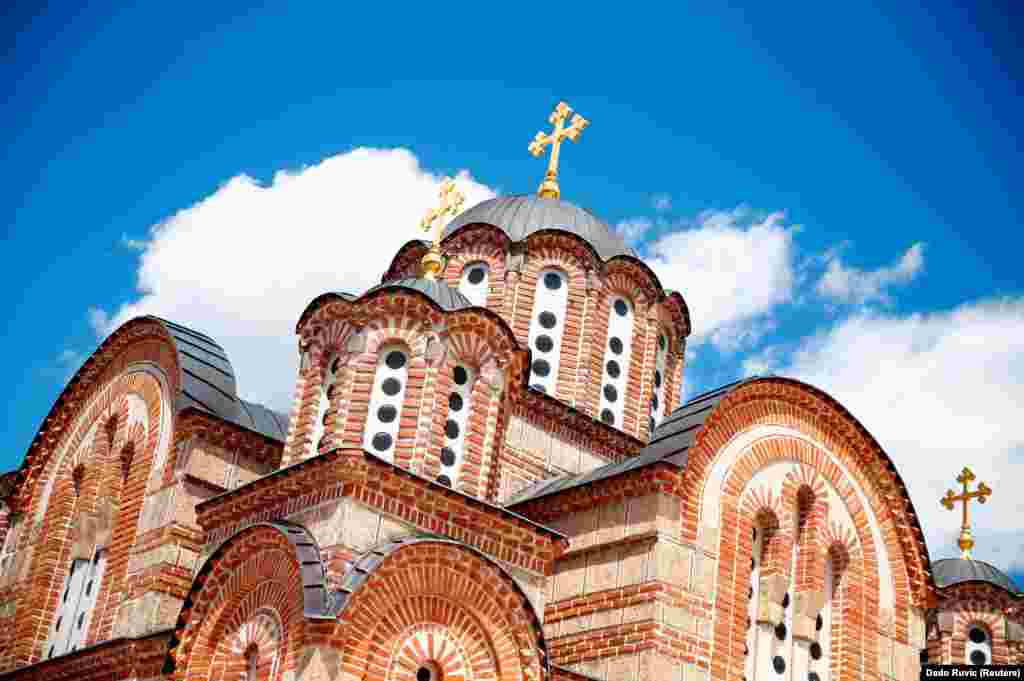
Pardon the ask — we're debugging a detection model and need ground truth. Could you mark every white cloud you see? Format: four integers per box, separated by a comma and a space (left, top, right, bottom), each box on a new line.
645, 208, 797, 351
90, 148, 495, 411
653, 194, 672, 212
816, 242, 925, 305
749, 297, 1024, 572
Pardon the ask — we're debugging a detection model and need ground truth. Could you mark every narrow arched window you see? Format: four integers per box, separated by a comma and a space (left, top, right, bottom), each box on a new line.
598, 296, 634, 429
311, 355, 340, 455
438, 364, 475, 489
648, 329, 669, 435
744, 523, 766, 681
48, 548, 107, 658
458, 262, 489, 307
527, 269, 568, 395
245, 644, 259, 680
966, 624, 992, 666
809, 557, 833, 681
363, 345, 409, 462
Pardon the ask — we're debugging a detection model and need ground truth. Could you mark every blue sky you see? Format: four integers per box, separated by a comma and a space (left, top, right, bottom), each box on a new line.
3, 3, 1023, 580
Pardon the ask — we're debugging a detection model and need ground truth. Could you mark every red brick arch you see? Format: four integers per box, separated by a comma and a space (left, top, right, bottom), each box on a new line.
167, 524, 306, 681
335, 541, 547, 681
953, 607, 1008, 665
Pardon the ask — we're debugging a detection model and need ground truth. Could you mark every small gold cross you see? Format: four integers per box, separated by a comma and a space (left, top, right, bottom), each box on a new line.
528, 101, 589, 200
418, 178, 465, 279
940, 466, 992, 559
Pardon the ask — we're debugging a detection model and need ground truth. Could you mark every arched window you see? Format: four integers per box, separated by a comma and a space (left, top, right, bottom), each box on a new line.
598, 296, 634, 429
809, 557, 833, 681
527, 269, 568, 395
311, 355, 340, 455
363, 345, 409, 462
458, 262, 489, 307
648, 329, 669, 435
48, 548, 107, 658
245, 644, 259, 680
966, 624, 992, 666
745, 523, 766, 681
439, 364, 475, 489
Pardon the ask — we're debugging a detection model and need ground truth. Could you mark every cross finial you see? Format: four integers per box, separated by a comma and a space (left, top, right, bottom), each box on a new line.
528, 101, 589, 200
940, 466, 992, 560
418, 178, 465, 280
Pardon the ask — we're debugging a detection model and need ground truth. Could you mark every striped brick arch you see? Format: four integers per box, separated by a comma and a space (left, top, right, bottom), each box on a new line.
336, 540, 548, 681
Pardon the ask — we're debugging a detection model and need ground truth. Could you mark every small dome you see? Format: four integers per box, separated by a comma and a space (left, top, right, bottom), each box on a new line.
932, 557, 1020, 593
367, 277, 474, 311
444, 195, 634, 260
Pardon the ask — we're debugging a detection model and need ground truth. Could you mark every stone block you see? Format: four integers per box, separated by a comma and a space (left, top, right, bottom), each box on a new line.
587, 546, 620, 592
619, 541, 650, 586
607, 653, 638, 681
342, 502, 380, 552
657, 495, 681, 540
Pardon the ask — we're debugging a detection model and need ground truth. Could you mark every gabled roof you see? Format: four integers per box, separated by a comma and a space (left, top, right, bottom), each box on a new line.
505, 378, 756, 506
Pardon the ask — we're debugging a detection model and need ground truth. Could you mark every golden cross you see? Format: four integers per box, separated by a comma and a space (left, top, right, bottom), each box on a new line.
940, 466, 992, 560
528, 101, 589, 200
418, 178, 465, 279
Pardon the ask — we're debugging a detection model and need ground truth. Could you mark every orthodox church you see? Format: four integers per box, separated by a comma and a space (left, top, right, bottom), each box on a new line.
0, 102, 1020, 681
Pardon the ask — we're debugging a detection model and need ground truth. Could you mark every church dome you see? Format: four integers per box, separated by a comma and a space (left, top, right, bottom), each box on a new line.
366, 277, 474, 311
932, 557, 1020, 593
443, 195, 634, 260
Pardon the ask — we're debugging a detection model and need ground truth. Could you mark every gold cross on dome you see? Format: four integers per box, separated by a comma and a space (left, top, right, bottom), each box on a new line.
528, 101, 589, 200
418, 177, 465, 279
940, 466, 992, 560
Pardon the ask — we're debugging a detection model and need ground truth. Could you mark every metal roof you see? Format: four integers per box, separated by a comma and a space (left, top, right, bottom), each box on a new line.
148, 317, 290, 443
505, 378, 756, 506
932, 557, 1021, 594
364, 277, 474, 311
444, 195, 635, 260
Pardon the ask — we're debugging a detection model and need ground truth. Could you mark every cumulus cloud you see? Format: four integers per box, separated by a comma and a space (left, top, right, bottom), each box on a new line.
816, 242, 925, 305
745, 297, 1024, 571
645, 207, 798, 351
89, 148, 495, 410
614, 218, 651, 247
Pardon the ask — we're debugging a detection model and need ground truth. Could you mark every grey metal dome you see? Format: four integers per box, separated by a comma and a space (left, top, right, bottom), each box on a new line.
366, 277, 474, 311
443, 195, 634, 260
932, 557, 1020, 593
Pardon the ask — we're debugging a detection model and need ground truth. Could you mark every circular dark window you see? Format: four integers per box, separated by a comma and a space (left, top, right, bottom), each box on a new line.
331, 357, 342, 374
385, 351, 407, 370
606, 359, 621, 379
603, 384, 618, 403
609, 337, 623, 354
659, 334, 667, 351
536, 334, 554, 353
440, 447, 456, 467
614, 299, 629, 317
654, 369, 662, 388
449, 393, 464, 411
544, 272, 563, 290
539, 311, 557, 329
600, 408, 614, 424
531, 383, 547, 394
382, 377, 402, 396
453, 365, 469, 385
773, 656, 786, 674
467, 266, 485, 285
970, 650, 987, 666
378, 404, 397, 423
532, 359, 551, 377
969, 628, 987, 644
810, 642, 822, 660
445, 420, 460, 439
417, 668, 433, 681
809, 674, 821, 681
436, 475, 452, 488
774, 623, 787, 641
782, 593, 790, 608
816, 614, 823, 631
372, 433, 393, 452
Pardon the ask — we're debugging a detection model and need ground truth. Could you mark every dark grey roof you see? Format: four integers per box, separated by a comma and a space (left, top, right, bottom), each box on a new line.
148, 316, 290, 443
444, 195, 634, 260
505, 378, 756, 506
932, 557, 1021, 594
365, 277, 474, 311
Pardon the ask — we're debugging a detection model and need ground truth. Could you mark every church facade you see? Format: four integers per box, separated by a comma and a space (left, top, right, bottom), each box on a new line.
0, 104, 1021, 681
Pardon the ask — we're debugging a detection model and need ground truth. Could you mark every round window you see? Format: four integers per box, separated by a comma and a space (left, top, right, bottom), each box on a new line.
544, 272, 563, 290
532, 359, 551, 377
970, 650, 987, 666
372, 433, 393, 452
382, 377, 402, 396
467, 266, 485, 285
440, 447, 456, 467
603, 384, 618, 403
536, 334, 554, 353
385, 351, 407, 370
445, 420, 460, 439
539, 311, 557, 329
614, 299, 629, 317
600, 408, 614, 425
609, 337, 623, 354
772, 656, 786, 674
969, 627, 987, 644
436, 475, 452, 488
453, 366, 469, 385
810, 642, 822, 660
378, 405, 397, 423
605, 359, 621, 379
448, 393, 464, 411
